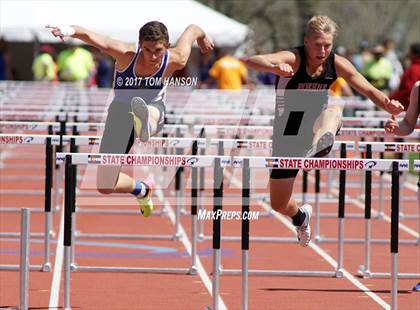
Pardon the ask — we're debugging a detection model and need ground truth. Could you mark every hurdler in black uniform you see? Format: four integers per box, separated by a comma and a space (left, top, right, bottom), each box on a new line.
271, 46, 338, 179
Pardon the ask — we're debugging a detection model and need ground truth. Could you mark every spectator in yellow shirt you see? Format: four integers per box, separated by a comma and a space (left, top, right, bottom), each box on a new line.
57, 45, 95, 85
32, 45, 57, 81
209, 49, 248, 89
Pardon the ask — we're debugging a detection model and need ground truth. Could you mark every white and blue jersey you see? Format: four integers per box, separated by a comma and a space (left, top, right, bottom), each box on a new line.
113, 45, 170, 104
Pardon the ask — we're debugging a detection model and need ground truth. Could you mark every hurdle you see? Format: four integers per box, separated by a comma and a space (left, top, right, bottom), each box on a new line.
64, 135, 191, 246
0, 133, 59, 271
357, 145, 420, 280
57, 152, 231, 310
359, 141, 420, 221
212, 157, 412, 310
192, 125, 418, 243
313, 142, 419, 244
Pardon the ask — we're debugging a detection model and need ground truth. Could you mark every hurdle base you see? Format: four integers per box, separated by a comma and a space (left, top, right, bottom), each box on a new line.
221, 268, 337, 277
76, 207, 167, 217
189, 266, 198, 275
73, 265, 194, 274
364, 271, 420, 279
201, 235, 297, 243
0, 264, 44, 271
314, 236, 418, 245
314, 235, 324, 243
74, 232, 178, 241
0, 231, 46, 238
358, 265, 372, 278
42, 262, 52, 272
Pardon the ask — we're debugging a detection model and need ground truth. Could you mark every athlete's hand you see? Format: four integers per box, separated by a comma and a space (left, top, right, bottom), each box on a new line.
45, 25, 76, 42
383, 97, 404, 115
271, 63, 294, 77
197, 35, 214, 54
384, 115, 398, 134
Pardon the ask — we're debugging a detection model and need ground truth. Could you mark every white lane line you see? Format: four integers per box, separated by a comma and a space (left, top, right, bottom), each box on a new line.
227, 172, 390, 310
49, 204, 64, 308
155, 189, 228, 310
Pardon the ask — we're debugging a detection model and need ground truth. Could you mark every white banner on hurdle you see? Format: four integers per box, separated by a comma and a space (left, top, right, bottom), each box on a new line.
358, 142, 420, 153
0, 121, 60, 131
56, 152, 231, 167
0, 134, 61, 145
55, 153, 411, 172
233, 156, 410, 171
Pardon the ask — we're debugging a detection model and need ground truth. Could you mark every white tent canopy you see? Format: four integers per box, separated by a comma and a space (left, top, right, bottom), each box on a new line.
0, 0, 250, 46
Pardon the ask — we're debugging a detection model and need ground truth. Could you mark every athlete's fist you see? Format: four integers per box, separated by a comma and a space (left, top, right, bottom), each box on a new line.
45, 25, 76, 42
271, 63, 294, 77
197, 35, 214, 54
383, 97, 404, 115
384, 115, 398, 134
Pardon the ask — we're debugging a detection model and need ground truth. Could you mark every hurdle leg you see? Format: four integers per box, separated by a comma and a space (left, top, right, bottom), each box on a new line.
241, 159, 250, 310
43, 136, 53, 271
175, 167, 182, 239
336, 144, 346, 278
43, 211, 52, 272
190, 141, 198, 274
20, 208, 30, 310
212, 156, 223, 310
391, 162, 400, 310
64, 155, 73, 310
71, 212, 77, 269
314, 170, 321, 242
302, 171, 308, 205
198, 151, 205, 240
360, 145, 373, 278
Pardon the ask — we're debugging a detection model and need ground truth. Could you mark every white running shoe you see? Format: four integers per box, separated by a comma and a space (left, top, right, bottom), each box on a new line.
305, 131, 335, 158
295, 204, 312, 247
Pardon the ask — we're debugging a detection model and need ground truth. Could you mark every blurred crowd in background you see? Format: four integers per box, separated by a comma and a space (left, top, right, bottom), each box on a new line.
0, 36, 419, 111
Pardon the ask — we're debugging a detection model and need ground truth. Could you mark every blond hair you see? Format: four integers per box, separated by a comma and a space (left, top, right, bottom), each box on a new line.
305, 16, 339, 38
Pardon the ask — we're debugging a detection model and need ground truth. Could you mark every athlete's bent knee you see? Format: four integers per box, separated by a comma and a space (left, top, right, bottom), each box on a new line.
97, 187, 114, 195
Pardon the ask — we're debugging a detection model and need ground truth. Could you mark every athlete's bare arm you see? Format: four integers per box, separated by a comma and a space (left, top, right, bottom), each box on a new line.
46, 25, 134, 63
245, 51, 297, 77
385, 82, 420, 135
168, 24, 213, 73
335, 55, 404, 115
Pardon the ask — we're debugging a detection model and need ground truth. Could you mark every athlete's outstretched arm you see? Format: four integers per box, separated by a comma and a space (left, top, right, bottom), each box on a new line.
46, 25, 132, 59
385, 82, 420, 135
169, 25, 213, 70
245, 51, 296, 77
335, 55, 404, 115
